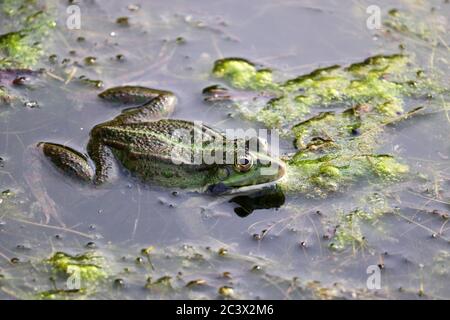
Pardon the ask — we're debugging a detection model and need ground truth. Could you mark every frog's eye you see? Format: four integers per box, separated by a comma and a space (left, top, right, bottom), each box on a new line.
234, 155, 253, 172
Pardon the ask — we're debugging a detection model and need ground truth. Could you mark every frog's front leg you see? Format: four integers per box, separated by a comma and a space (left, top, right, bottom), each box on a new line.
98, 86, 177, 123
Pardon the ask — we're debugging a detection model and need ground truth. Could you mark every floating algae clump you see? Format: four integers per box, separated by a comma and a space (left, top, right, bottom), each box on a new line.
371, 155, 409, 178
46, 251, 107, 284
279, 104, 412, 196
0, 1, 55, 107
207, 54, 441, 130
37, 288, 88, 300
206, 53, 447, 196
212, 58, 276, 91
327, 193, 395, 251
329, 210, 368, 252
383, 9, 440, 43
0, 1, 55, 69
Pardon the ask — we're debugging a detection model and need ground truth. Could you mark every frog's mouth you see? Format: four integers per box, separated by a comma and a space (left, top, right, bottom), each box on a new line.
206, 178, 282, 196
206, 161, 286, 196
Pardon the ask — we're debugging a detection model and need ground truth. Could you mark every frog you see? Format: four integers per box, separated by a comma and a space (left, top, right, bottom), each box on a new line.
38, 86, 286, 195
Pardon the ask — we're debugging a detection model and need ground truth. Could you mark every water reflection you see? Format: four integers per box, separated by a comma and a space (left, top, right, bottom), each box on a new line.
230, 187, 285, 217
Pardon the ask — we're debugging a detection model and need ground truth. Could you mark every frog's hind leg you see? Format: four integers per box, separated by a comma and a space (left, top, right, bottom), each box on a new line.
86, 137, 118, 185
98, 86, 177, 123
98, 86, 167, 104
118, 93, 176, 123
39, 142, 94, 182
29, 142, 93, 224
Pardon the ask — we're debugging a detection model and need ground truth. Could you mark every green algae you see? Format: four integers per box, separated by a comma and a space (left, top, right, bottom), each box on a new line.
209, 54, 441, 130
0, 1, 55, 108
324, 192, 397, 251
2, 242, 387, 299
45, 251, 107, 283
0, 0, 56, 69
284, 116, 409, 195
383, 9, 441, 43
207, 53, 448, 196
329, 210, 367, 252
212, 58, 277, 91
37, 288, 88, 300
281, 154, 408, 197
279, 104, 412, 196
328, 208, 384, 252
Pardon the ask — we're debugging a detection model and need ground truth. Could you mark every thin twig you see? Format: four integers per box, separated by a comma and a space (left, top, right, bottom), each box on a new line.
7, 217, 95, 239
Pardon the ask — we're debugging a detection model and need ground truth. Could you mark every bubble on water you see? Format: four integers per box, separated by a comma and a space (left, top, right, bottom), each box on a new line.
127, 4, 140, 12
135, 257, 144, 264
113, 278, 125, 289
85, 242, 96, 249
24, 101, 39, 108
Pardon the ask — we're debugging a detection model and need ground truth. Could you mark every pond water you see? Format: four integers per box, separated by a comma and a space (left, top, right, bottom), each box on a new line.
0, 0, 449, 299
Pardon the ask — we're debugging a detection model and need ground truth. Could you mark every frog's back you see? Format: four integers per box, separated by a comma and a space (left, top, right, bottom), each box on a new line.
101, 119, 224, 165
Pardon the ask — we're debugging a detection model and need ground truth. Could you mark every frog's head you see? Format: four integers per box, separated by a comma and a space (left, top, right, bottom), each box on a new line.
206, 139, 286, 195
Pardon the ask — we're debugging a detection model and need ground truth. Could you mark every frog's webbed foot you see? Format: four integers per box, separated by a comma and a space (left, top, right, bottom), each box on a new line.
98, 86, 177, 123
38, 142, 94, 182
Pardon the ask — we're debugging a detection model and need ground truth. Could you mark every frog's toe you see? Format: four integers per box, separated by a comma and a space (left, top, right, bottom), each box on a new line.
38, 142, 94, 182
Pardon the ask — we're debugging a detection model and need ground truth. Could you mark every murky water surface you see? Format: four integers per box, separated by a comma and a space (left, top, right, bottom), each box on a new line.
0, 0, 449, 299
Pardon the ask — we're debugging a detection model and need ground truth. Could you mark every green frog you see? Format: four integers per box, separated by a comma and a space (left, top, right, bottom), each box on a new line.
38, 86, 285, 195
